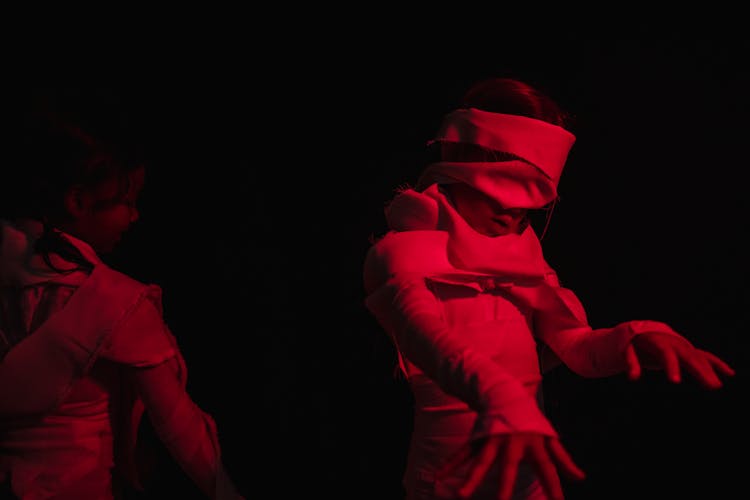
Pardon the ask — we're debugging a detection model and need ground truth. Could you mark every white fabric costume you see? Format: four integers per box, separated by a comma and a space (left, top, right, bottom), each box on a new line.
0, 219, 241, 499
363, 109, 684, 499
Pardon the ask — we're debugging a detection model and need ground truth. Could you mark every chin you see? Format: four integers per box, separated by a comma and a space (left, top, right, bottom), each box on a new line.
487, 227, 512, 237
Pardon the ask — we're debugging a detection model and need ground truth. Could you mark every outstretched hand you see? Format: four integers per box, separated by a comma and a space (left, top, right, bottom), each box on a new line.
437, 433, 585, 500
626, 332, 735, 388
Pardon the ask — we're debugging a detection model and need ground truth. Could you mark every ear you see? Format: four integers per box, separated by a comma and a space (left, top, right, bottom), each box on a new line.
63, 185, 91, 218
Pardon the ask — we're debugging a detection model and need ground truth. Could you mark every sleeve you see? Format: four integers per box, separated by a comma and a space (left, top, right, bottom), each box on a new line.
533, 267, 686, 377
99, 285, 177, 367
365, 261, 558, 439
103, 285, 243, 499
128, 359, 242, 499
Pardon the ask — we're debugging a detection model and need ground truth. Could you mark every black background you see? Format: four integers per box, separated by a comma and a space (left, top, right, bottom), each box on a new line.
7, 21, 749, 500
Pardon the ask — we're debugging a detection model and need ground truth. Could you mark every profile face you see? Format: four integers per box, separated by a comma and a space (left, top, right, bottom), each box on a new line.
66, 165, 145, 253
443, 182, 528, 237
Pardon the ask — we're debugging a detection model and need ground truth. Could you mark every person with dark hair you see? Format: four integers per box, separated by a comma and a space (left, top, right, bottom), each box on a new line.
0, 96, 243, 499
362, 77, 735, 500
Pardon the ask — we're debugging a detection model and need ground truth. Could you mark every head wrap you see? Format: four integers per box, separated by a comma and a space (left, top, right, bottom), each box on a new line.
416, 108, 576, 209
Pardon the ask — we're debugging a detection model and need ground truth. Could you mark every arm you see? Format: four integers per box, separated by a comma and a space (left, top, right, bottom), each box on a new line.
103, 293, 243, 499
366, 274, 556, 438
534, 284, 679, 377
129, 358, 222, 498
366, 269, 585, 499
534, 272, 734, 386
128, 359, 245, 499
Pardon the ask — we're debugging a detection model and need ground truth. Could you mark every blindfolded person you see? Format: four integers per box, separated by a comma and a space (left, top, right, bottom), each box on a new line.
363, 77, 735, 500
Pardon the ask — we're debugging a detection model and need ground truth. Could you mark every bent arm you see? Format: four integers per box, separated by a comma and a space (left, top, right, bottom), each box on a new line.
129, 358, 223, 498
533, 277, 684, 377
104, 291, 242, 499
366, 275, 557, 438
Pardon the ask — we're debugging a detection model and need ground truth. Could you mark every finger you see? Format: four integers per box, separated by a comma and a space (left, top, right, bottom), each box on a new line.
457, 438, 501, 499
658, 345, 682, 383
529, 441, 565, 500
547, 438, 585, 481
496, 438, 524, 500
701, 350, 736, 377
625, 344, 641, 381
679, 352, 723, 390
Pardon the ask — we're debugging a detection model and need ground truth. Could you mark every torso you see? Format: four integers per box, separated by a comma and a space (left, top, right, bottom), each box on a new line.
402, 279, 544, 500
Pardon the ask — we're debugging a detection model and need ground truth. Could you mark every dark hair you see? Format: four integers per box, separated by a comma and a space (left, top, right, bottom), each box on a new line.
2, 91, 144, 273
14, 109, 140, 219
461, 77, 571, 127
441, 77, 572, 163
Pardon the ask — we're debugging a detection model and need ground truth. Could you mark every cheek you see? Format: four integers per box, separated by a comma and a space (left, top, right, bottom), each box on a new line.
111, 207, 134, 229
93, 207, 132, 233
